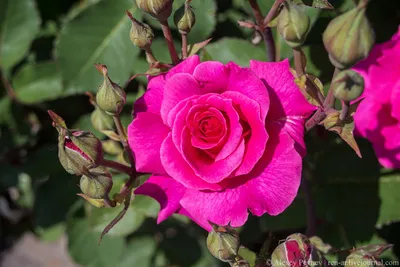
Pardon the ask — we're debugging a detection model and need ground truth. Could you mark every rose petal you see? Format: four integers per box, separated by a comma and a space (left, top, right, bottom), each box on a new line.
128, 112, 170, 174
222, 91, 268, 176
193, 61, 229, 92
250, 59, 315, 155
135, 175, 186, 223
160, 133, 223, 191
226, 62, 270, 120
180, 126, 302, 227
182, 127, 246, 183
161, 73, 202, 124
391, 80, 400, 120
134, 74, 165, 115
166, 55, 200, 79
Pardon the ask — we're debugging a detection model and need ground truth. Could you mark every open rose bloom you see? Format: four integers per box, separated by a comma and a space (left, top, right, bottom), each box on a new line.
353, 27, 400, 169
128, 56, 315, 230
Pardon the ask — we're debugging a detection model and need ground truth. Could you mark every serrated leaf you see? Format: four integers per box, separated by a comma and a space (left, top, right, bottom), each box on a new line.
13, 62, 63, 104
56, 0, 141, 95
0, 0, 41, 70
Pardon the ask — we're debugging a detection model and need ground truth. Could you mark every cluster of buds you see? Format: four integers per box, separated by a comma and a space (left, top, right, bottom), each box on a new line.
48, 111, 114, 206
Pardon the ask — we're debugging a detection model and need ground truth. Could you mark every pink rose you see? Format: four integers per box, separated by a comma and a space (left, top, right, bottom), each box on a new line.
128, 56, 315, 230
353, 27, 400, 169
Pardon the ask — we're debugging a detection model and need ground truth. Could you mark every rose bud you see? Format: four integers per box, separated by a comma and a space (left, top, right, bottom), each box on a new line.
271, 233, 324, 267
332, 69, 364, 101
49, 110, 104, 176
136, 0, 173, 21
91, 105, 115, 132
174, 1, 196, 34
80, 166, 113, 199
95, 64, 126, 116
323, 2, 374, 69
206, 223, 240, 263
277, 1, 310, 48
126, 10, 154, 50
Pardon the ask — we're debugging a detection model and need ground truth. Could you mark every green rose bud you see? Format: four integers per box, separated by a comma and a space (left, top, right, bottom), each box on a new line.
126, 10, 154, 50
80, 166, 113, 199
136, 0, 173, 21
174, 1, 196, 34
90, 105, 115, 132
95, 64, 126, 116
277, 1, 310, 48
206, 222, 240, 263
332, 69, 364, 101
49, 111, 104, 176
323, 2, 375, 69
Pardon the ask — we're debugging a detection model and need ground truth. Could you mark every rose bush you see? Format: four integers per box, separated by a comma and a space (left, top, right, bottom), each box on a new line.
128, 55, 315, 230
353, 27, 400, 169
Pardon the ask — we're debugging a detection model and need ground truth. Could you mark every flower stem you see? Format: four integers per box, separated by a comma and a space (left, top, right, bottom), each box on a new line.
145, 47, 157, 64
302, 172, 316, 236
263, 0, 285, 26
339, 100, 350, 121
101, 158, 133, 175
160, 20, 180, 65
181, 33, 188, 59
112, 115, 135, 169
248, 0, 276, 62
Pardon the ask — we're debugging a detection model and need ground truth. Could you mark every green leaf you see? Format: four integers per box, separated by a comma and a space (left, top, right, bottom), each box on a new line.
87, 195, 159, 237
13, 62, 63, 104
204, 38, 266, 65
0, 0, 41, 70
377, 174, 400, 225
55, 0, 141, 95
117, 236, 157, 267
67, 219, 125, 267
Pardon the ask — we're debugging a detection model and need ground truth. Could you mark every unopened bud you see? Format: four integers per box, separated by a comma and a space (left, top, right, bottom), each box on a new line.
136, 0, 173, 21
174, 1, 196, 34
332, 69, 364, 101
126, 11, 154, 50
95, 64, 126, 116
80, 167, 113, 199
49, 111, 104, 176
206, 222, 240, 263
277, 1, 310, 48
323, 3, 375, 69
271, 233, 324, 267
91, 106, 115, 131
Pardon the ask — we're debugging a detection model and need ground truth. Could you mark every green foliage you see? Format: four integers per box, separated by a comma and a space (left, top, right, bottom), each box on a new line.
0, 0, 399, 266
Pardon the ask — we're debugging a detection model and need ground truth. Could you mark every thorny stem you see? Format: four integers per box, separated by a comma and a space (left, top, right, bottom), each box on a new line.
182, 33, 188, 59
255, 232, 273, 267
160, 20, 180, 65
248, 0, 276, 62
145, 47, 157, 64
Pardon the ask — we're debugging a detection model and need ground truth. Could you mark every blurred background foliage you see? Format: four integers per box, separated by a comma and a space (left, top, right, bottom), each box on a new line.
0, 0, 400, 266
